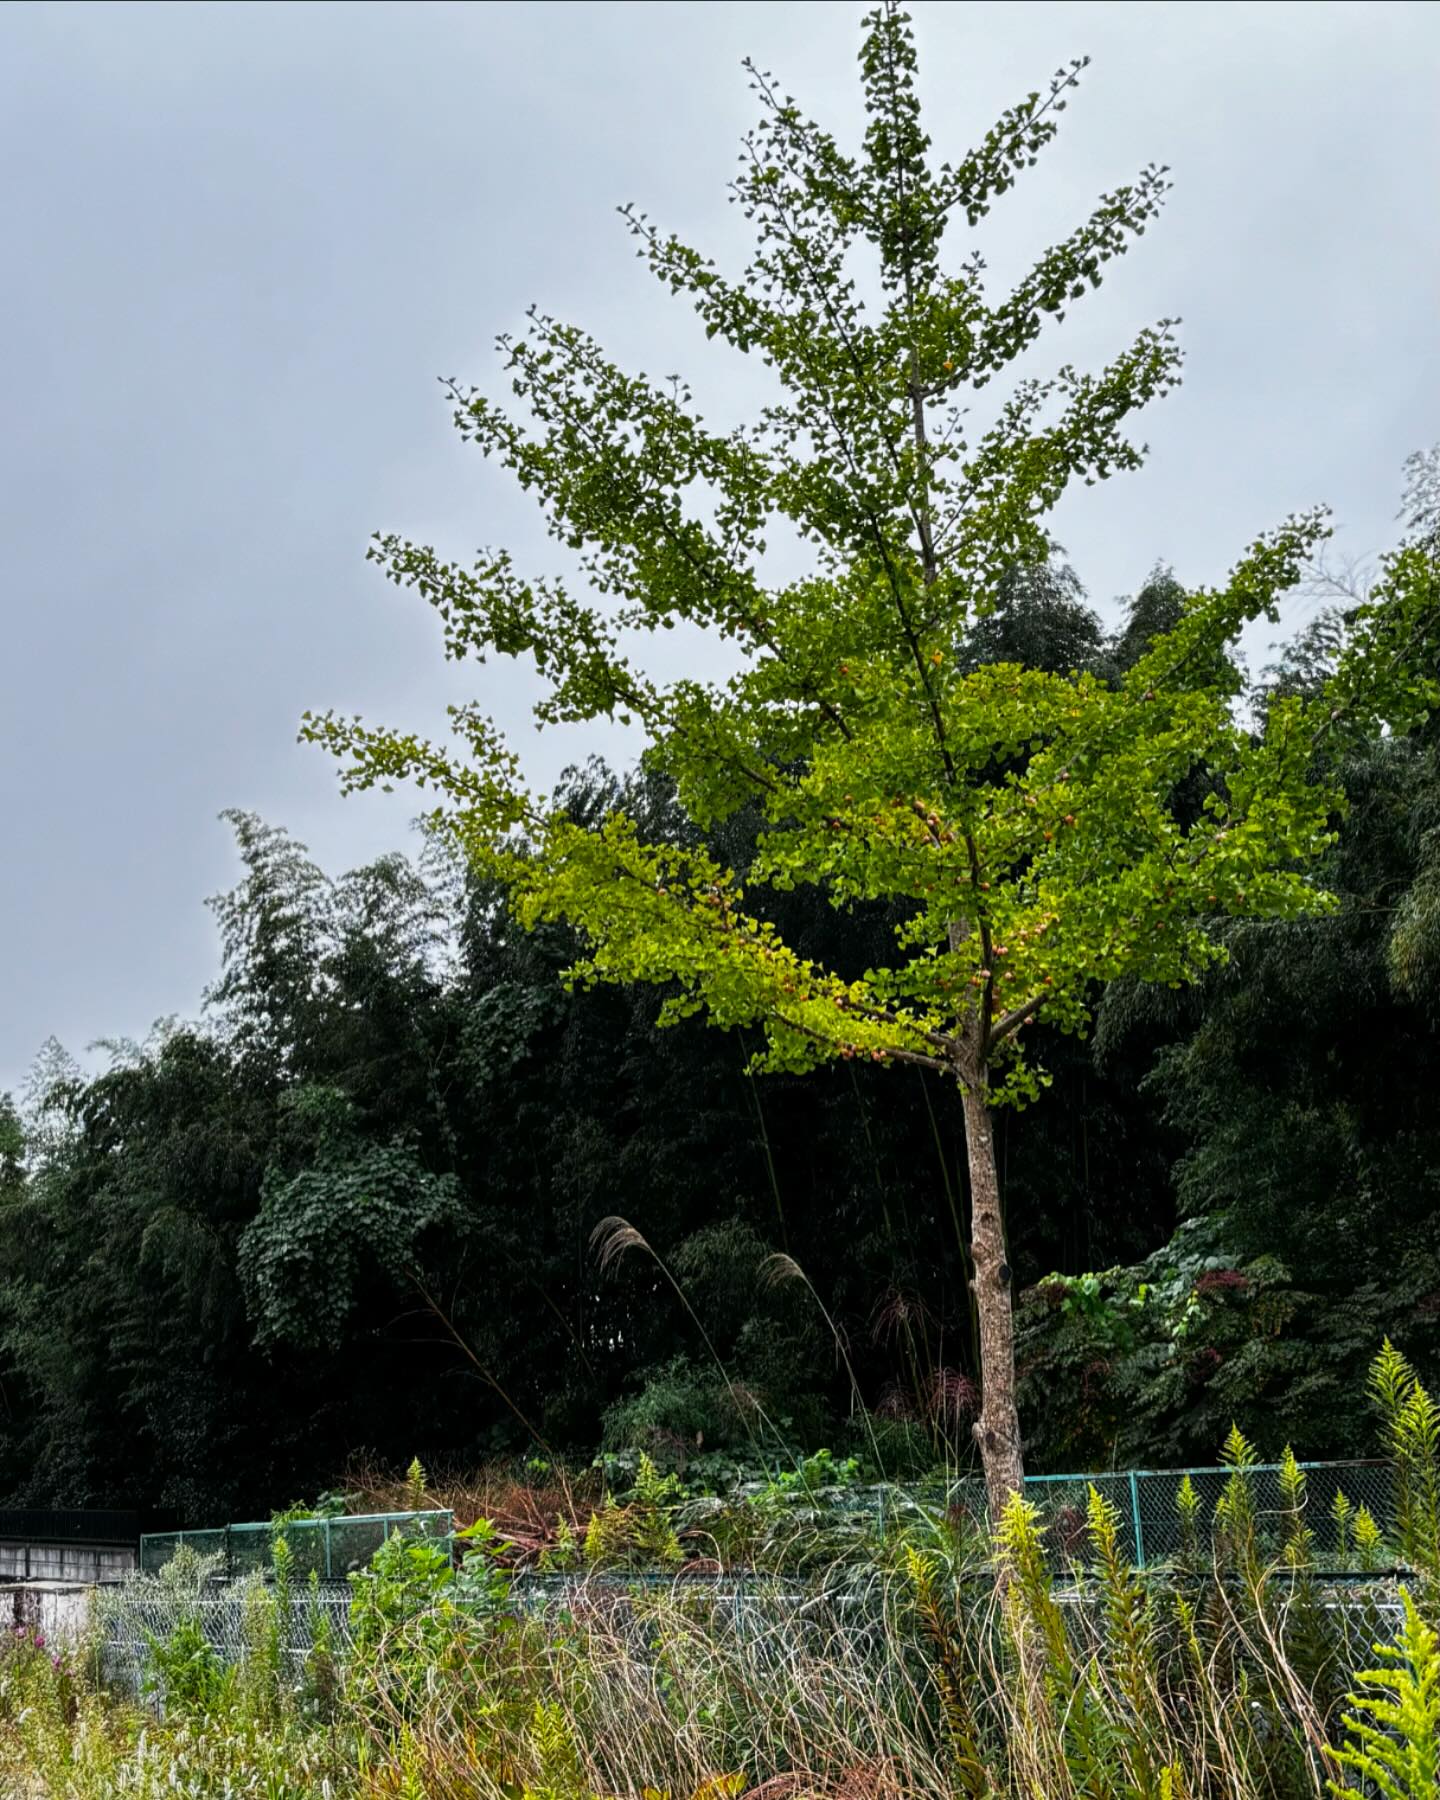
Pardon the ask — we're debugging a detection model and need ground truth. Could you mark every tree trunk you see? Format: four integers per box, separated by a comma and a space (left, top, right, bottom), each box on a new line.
958, 1068, 1025, 1520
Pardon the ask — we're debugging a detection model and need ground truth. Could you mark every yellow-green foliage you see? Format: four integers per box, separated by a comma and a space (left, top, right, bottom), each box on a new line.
1215, 1423, 1259, 1571
1280, 1446, 1315, 1570
1332, 1491, 1355, 1564
902, 1543, 993, 1800
573, 1458, 684, 1572
582, 1495, 628, 1570
1370, 1343, 1440, 1594
997, 1492, 1072, 1688
630, 1453, 685, 1569
995, 1490, 1125, 1800
1354, 1505, 1385, 1573
1176, 1474, 1201, 1565
404, 1456, 428, 1512
527, 1699, 587, 1800
1088, 1484, 1159, 1732
1328, 1590, 1440, 1800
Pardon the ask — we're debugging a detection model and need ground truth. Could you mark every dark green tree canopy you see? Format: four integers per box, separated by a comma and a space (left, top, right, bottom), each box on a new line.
0, 508, 1435, 1517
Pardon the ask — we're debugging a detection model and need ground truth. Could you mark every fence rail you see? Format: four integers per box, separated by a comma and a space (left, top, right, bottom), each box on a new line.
139, 1509, 453, 1582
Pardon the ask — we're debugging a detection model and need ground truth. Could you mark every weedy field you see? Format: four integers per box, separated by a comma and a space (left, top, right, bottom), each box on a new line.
2, 1345, 1438, 1800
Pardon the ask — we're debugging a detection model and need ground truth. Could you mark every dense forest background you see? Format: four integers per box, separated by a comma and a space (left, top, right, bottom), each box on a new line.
3, 539, 1438, 1525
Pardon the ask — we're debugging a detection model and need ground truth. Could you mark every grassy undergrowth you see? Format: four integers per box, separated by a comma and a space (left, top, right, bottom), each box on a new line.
4, 1531, 1437, 1800
2, 1345, 1437, 1800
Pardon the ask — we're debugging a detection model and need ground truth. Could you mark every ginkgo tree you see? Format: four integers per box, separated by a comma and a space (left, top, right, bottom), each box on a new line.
306, 2, 1438, 1512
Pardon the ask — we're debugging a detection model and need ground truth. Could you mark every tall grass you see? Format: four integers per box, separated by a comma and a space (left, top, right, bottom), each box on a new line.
5, 1534, 1436, 1799
334, 1464, 1439, 1800
3, 1344, 1438, 1799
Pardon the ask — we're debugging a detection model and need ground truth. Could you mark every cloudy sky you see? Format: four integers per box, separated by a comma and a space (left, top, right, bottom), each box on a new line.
2, 0, 1436, 1098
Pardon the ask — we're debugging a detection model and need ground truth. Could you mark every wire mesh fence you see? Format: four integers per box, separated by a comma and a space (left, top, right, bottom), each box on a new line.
1133, 1460, 1395, 1569
97, 1555, 1413, 1709
98, 1456, 1417, 1705
96, 1567, 916, 1703
138, 1509, 453, 1582
131, 1460, 1398, 1594
97, 1566, 354, 1698
939, 1459, 1397, 1572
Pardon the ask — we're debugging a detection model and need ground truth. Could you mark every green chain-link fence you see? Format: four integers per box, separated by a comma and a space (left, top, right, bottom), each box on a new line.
941, 1459, 1396, 1571
135, 1460, 1398, 1585
138, 1508, 453, 1582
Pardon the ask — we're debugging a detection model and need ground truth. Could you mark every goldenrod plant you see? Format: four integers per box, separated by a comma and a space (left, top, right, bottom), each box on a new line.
1370, 1342, 1440, 1602
1328, 1591, 1440, 1800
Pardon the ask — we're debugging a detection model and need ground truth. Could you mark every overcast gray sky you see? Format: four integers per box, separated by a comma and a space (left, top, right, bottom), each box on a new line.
2, 0, 1436, 1098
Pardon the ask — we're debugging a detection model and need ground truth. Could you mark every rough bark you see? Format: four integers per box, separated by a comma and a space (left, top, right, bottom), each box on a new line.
958, 1066, 1025, 1520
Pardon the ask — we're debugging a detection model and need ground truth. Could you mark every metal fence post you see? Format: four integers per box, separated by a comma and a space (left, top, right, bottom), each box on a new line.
324, 1518, 332, 1581
1129, 1470, 1145, 1569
